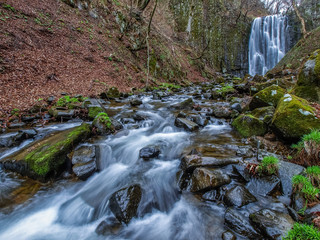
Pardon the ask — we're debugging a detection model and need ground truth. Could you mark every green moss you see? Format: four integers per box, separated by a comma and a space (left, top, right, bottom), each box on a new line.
252, 106, 275, 124
284, 223, 320, 240
88, 106, 104, 120
15, 123, 91, 179
232, 114, 267, 138
93, 112, 112, 128
272, 94, 320, 140
56, 96, 80, 108
293, 86, 320, 103
107, 87, 120, 99
257, 156, 279, 175
249, 85, 286, 110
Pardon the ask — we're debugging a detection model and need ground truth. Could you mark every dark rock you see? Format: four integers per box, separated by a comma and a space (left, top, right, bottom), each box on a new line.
213, 106, 232, 119
111, 118, 123, 130
246, 175, 281, 197
225, 208, 261, 239
130, 98, 143, 106
222, 231, 236, 240
139, 146, 160, 160
95, 217, 122, 236
121, 118, 135, 124
231, 103, 242, 113
202, 190, 218, 201
187, 168, 231, 192
232, 165, 251, 182
171, 98, 194, 110
249, 209, 294, 240
287, 206, 300, 222
132, 112, 148, 121
292, 193, 305, 212
187, 114, 208, 127
109, 184, 142, 224
224, 185, 257, 207
49, 108, 75, 120
174, 118, 199, 131
14, 129, 37, 142
21, 115, 36, 122
181, 155, 239, 172
8, 122, 26, 129
72, 145, 97, 180
47, 96, 55, 103
0, 132, 18, 148
278, 160, 304, 197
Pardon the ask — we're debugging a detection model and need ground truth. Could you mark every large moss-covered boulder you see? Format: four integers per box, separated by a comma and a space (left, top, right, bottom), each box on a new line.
232, 114, 267, 138
0, 123, 91, 181
249, 85, 286, 110
92, 112, 114, 135
271, 94, 320, 140
88, 106, 104, 120
294, 49, 320, 103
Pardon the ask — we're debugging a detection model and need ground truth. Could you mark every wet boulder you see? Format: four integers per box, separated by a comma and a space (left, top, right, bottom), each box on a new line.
174, 118, 199, 132
0, 123, 91, 181
213, 106, 232, 119
187, 168, 231, 192
106, 87, 121, 99
181, 155, 239, 173
72, 145, 97, 180
271, 94, 320, 140
130, 98, 143, 107
224, 185, 257, 207
109, 184, 142, 224
232, 114, 267, 138
14, 129, 37, 142
0, 132, 19, 148
187, 114, 208, 127
139, 145, 160, 160
246, 175, 281, 197
278, 161, 304, 197
249, 85, 286, 111
249, 209, 294, 240
95, 216, 122, 236
225, 208, 261, 239
222, 231, 236, 240
294, 49, 320, 103
92, 113, 114, 135
171, 98, 194, 110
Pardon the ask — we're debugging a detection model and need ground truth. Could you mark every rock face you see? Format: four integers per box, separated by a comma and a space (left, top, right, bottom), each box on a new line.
187, 168, 231, 192
0, 123, 91, 181
232, 114, 267, 138
224, 185, 257, 207
174, 118, 199, 131
72, 145, 97, 180
294, 49, 320, 103
246, 175, 281, 197
249, 209, 294, 240
278, 160, 304, 196
139, 146, 160, 160
249, 85, 286, 111
271, 94, 320, 140
225, 208, 261, 239
109, 184, 142, 224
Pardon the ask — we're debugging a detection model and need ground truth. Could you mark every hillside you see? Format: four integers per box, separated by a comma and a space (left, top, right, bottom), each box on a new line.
0, 0, 206, 115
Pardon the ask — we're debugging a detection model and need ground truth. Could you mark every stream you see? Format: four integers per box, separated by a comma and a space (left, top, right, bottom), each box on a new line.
0, 87, 296, 239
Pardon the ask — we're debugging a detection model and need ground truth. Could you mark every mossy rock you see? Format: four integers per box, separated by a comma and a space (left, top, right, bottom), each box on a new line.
294, 49, 320, 103
252, 106, 275, 125
92, 112, 114, 135
251, 79, 294, 95
293, 85, 320, 103
232, 114, 267, 138
106, 87, 120, 99
271, 94, 320, 141
88, 106, 104, 120
0, 123, 91, 181
249, 85, 286, 110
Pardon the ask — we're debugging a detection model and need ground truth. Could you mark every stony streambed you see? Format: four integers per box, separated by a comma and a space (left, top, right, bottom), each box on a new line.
0, 84, 306, 239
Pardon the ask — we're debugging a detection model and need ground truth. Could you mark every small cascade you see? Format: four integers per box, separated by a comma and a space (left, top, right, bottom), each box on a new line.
248, 15, 290, 76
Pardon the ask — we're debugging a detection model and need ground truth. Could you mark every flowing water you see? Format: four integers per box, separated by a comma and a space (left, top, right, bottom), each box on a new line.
248, 15, 290, 76
0, 89, 288, 239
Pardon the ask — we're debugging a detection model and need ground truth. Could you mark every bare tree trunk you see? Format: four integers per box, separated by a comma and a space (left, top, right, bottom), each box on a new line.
291, 0, 307, 38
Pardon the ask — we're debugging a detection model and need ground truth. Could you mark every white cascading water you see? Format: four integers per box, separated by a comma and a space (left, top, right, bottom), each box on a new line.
248, 15, 289, 76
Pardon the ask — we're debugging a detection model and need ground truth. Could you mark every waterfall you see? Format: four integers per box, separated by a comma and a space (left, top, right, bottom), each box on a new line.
248, 15, 290, 76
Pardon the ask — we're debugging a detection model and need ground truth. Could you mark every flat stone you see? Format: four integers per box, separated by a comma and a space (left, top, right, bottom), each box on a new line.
174, 118, 199, 131
8, 122, 26, 129
181, 155, 239, 172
